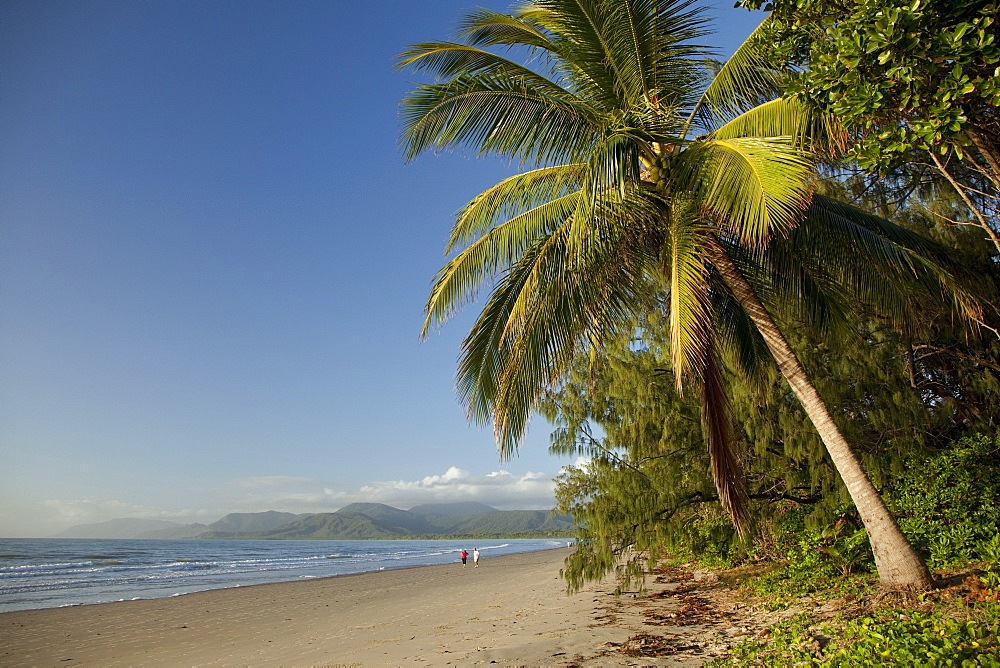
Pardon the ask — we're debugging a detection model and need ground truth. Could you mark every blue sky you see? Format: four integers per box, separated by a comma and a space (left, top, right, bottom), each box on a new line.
1, 0, 765, 537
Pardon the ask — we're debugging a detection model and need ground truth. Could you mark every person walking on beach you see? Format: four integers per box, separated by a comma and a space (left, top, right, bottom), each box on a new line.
473, 548, 480, 567
460, 549, 468, 567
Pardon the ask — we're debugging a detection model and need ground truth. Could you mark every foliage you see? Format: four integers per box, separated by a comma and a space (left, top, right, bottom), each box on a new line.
543, 320, 756, 587
548, 262, 998, 589
715, 608, 1000, 666
401, 0, 989, 589
888, 433, 1000, 569
740, 0, 1000, 172
739, 0, 1000, 252
739, 433, 1000, 600
544, 157, 999, 590
786, 520, 873, 579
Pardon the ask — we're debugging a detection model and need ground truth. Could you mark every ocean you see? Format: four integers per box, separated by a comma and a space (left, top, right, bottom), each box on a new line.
0, 537, 569, 613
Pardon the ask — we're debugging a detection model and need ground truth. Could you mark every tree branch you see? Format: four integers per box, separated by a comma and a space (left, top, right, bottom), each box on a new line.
912, 344, 1000, 373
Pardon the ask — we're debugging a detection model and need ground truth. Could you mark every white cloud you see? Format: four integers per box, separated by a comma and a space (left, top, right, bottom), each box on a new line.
354, 467, 556, 509
214, 466, 561, 514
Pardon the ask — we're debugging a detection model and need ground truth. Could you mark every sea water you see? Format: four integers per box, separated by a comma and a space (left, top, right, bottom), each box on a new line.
0, 538, 567, 613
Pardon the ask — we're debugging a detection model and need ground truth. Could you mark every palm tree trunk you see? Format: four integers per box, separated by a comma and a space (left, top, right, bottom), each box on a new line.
705, 235, 934, 589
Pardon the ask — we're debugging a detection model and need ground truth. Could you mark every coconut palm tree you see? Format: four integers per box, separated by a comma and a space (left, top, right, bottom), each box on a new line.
398, 0, 977, 588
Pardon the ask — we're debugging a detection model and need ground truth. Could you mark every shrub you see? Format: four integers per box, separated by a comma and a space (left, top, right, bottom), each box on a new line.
889, 433, 1000, 569
717, 610, 1000, 666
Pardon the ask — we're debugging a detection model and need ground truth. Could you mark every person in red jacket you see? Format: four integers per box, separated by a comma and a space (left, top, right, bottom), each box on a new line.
460, 550, 468, 567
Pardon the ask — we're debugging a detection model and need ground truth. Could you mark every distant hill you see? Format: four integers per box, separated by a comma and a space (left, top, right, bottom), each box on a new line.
443, 510, 574, 534
335, 503, 436, 534
408, 502, 499, 518
54, 505, 576, 540
138, 512, 310, 540
52, 518, 183, 539
236, 512, 400, 539
240, 503, 574, 539
204, 511, 301, 535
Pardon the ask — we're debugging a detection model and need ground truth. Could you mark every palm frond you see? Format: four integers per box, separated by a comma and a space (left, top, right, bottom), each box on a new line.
447, 164, 586, 252
457, 223, 652, 456
700, 340, 752, 535
664, 201, 713, 387
457, 9, 557, 51
577, 131, 643, 211
711, 97, 848, 156
800, 195, 983, 324
736, 238, 852, 340
681, 137, 813, 244
708, 271, 772, 387
399, 74, 600, 165
685, 14, 782, 135
608, 0, 711, 107
396, 43, 569, 100
423, 193, 581, 337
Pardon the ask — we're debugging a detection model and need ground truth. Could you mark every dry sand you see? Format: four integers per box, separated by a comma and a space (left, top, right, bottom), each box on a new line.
0, 548, 726, 667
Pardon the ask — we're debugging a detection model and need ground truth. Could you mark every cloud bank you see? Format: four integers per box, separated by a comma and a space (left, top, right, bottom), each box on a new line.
221, 467, 558, 514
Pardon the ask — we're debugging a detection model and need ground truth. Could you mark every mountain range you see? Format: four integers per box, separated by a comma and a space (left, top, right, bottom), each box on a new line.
52, 503, 575, 540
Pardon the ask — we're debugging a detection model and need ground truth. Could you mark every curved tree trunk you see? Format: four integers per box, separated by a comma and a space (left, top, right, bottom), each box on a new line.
705, 236, 934, 589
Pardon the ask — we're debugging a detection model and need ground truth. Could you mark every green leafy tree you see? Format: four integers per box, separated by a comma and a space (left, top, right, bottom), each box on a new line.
399, 0, 979, 587
741, 0, 1000, 251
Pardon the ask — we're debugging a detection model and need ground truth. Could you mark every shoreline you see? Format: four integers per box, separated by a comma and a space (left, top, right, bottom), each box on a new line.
0, 547, 619, 666
0, 537, 570, 614
0, 547, 737, 666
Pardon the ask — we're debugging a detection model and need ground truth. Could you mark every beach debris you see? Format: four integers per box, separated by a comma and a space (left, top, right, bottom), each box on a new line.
619, 632, 704, 657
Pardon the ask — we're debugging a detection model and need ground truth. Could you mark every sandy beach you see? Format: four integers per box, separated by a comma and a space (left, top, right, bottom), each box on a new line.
0, 547, 725, 667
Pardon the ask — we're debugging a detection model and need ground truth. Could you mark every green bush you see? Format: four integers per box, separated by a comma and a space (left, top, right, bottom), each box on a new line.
825, 614, 1000, 666
716, 433, 1000, 666
889, 433, 1000, 569
736, 432, 1000, 601
718, 610, 1000, 666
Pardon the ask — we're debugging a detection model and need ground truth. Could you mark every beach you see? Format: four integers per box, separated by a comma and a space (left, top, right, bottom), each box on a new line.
0, 547, 723, 667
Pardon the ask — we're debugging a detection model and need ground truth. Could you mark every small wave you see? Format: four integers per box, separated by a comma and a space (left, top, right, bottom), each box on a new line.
0, 561, 95, 573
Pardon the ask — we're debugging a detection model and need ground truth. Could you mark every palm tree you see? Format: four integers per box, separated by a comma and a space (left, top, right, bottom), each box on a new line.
398, 0, 977, 588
